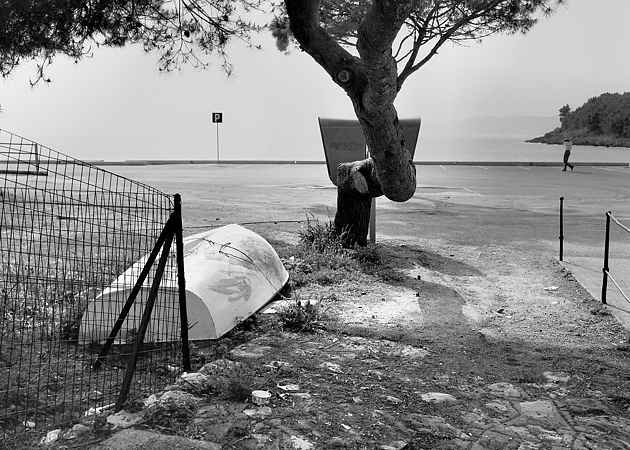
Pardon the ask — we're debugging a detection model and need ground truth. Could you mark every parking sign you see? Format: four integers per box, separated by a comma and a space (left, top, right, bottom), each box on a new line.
212, 112, 223, 123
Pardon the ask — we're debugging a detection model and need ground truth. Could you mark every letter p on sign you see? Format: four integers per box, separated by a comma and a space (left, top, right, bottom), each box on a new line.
212, 112, 223, 123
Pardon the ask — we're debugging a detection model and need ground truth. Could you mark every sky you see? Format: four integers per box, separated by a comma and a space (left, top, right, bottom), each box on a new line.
0, 1, 629, 161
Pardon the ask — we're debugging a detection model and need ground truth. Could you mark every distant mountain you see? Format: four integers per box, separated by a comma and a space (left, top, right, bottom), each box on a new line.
528, 92, 630, 148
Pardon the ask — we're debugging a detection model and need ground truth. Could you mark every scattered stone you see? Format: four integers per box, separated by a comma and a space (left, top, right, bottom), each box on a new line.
516, 400, 565, 427
573, 415, 630, 441
319, 362, 342, 373
327, 437, 352, 448
341, 423, 351, 431
379, 441, 407, 450
40, 429, 61, 445
291, 393, 312, 403
477, 429, 518, 449
389, 344, 430, 359
144, 390, 199, 427
485, 400, 517, 416
252, 390, 272, 405
352, 396, 363, 404
243, 406, 272, 418
63, 423, 90, 440
144, 394, 158, 407
407, 414, 469, 440
385, 395, 402, 404
421, 392, 458, 404
278, 383, 300, 391
229, 343, 273, 360
106, 410, 145, 429
251, 433, 272, 446
193, 421, 233, 441
264, 360, 292, 369
174, 372, 213, 394
92, 429, 220, 449
562, 398, 608, 416
543, 371, 570, 384
485, 382, 523, 399
199, 359, 243, 376
289, 435, 314, 449
461, 410, 498, 428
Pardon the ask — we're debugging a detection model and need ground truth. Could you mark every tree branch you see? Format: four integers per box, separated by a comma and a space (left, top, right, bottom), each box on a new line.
285, 0, 364, 93
357, 0, 419, 62
397, 0, 503, 89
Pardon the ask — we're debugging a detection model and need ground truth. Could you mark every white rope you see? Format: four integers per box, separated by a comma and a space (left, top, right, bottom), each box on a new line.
609, 213, 630, 234
605, 269, 630, 304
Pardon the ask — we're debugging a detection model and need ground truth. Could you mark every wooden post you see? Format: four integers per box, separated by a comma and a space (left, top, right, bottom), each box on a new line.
369, 198, 376, 244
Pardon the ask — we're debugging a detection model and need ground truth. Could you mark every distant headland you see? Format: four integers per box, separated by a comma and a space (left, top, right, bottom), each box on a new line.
527, 92, 630, 149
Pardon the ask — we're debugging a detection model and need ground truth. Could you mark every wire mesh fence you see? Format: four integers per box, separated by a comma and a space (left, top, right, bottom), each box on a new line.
0, 128, 187, 435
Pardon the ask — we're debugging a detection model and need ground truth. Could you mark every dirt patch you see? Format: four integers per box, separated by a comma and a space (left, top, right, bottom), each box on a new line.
39, 226, 630, 449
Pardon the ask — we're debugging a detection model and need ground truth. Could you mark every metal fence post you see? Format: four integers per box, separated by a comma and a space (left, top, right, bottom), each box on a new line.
174, 194, 191, 372
602, 211, 611, 304
559, 197, 564, 261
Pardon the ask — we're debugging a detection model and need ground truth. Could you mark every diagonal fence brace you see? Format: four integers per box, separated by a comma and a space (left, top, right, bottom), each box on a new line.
92, 214, 175, 370
116, 227, 175, 410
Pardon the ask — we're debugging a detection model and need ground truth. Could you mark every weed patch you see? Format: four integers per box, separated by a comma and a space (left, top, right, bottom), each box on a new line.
277, 294, 338, 332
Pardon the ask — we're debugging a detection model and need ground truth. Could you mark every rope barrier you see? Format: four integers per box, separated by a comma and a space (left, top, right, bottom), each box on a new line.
608, 213, 630, 234
601, 211, 630, 305
603, 269, 630, 304
184, 219, 305, 230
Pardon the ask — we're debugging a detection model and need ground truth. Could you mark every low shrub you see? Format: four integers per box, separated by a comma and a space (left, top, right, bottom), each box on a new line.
298, 215, 344, 255
277, 294, 337, 332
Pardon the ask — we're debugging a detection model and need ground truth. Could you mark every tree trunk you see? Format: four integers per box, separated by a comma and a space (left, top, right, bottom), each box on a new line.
333, 157, 380, 246
335, 188, 371, 247
283, 0, 417, 246
333, 85, 415, 247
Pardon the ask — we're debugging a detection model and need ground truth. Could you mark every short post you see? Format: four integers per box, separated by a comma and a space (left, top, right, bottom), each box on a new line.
173, 194, 191, 372
601, 211, 611, 304
559, 196, 564, 261
369, 198, 376, 244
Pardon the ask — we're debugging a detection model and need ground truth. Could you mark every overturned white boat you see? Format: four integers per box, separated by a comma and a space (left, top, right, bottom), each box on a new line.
79, 224, 288, 344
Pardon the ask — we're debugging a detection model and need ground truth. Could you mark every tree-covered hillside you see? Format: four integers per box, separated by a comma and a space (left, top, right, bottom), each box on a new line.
529, 92, 630, 148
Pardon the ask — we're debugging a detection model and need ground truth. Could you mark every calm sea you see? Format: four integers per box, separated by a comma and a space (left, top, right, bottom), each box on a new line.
416, 135, 630, 162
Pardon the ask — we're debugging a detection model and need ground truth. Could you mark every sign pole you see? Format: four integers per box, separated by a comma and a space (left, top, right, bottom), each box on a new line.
216, 122, 220, 162
211, 112, 223, 162
369, 198, 376, 244
366, 146, 376, 244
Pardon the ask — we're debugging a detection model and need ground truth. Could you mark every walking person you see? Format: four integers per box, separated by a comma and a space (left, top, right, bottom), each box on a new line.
562, 138, 574, 171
